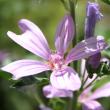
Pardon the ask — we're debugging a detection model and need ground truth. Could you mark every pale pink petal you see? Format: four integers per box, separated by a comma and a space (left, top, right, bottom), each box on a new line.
7, 19, 51, 60
55, 14, 74, 56
89, 82, 110, 100
78, 87, 92, 103
50, 67, 81, 91
1, 60, 50, 79
43, 84, 73, 98
66, 36, 107, 64
82, 100, 104, 110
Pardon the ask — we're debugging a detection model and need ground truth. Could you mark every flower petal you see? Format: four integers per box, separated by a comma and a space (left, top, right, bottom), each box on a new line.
89, 82, 110, 100
78, 87, 92, 103
1, 60, 50, 79
66, 36, 107, 64
55, 14, 74, 56
82, 100, 104, 110
43, 84, 73, 98
50, 67, 81, 91
7, 19, 51, 60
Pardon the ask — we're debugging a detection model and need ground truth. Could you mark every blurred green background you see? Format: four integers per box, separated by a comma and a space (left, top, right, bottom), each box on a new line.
0, 0, 110, 110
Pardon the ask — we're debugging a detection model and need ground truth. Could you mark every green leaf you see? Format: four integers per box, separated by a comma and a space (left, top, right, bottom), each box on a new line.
92, 76, 110, 90
0, 70, 12, 80
49, 98, 67, 110
35, 77, 49, 82
101, 0, 110, 5
12, 76, 49, 88
11, 76, 36, 88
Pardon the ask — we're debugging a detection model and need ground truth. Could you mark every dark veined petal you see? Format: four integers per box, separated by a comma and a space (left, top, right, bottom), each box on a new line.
55, 14, 74, 56
66, 36, 107, 64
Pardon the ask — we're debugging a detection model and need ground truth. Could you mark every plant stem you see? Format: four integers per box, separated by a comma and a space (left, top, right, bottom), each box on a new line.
34, 93, 44, 105
69, 0, 78, 72
68, 1, 79, 110
68, 97, 73, 110
80, 75, 89, 90
33, 85, 45, 106
84, 75, 98, 89
72, 91, 78, 110
60, 0, 69, 10
68, 92, 78, 110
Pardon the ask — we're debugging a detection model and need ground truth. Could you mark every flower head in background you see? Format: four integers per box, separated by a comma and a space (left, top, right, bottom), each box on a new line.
1, 14, 106, 91
85, 2, 103, 71
0, 51, 8, 65
78, 82, 110, 110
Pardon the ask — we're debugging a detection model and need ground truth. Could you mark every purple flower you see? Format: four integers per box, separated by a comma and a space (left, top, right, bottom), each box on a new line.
85, 2, 103, 39
43, 84, 73, 98
1, 14, 106, 91
78, 83, 110, 110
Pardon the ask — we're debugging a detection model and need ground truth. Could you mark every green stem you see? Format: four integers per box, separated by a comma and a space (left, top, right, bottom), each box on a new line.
34, 92, 44, 105
68, 93, 78, 110
84, 75, 98, 89
80, 75, 89, 91
33, 86, 45, 106
72, 91, 78, 110
68, 97, 73, 110
68, 1, 79, 110
60, 0, 69, 10
69, 0, 78, 71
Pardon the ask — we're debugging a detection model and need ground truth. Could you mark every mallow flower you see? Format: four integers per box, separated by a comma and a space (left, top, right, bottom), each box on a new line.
78, 82, 110, 110
43, 59, 99, 99
1, 14, 106, 91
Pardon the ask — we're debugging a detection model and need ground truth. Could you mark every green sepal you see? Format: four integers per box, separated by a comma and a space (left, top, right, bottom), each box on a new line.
86, 61, 110, 78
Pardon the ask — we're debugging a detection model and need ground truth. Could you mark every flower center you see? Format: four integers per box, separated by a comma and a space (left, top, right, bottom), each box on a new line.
48, 54, 64, 70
